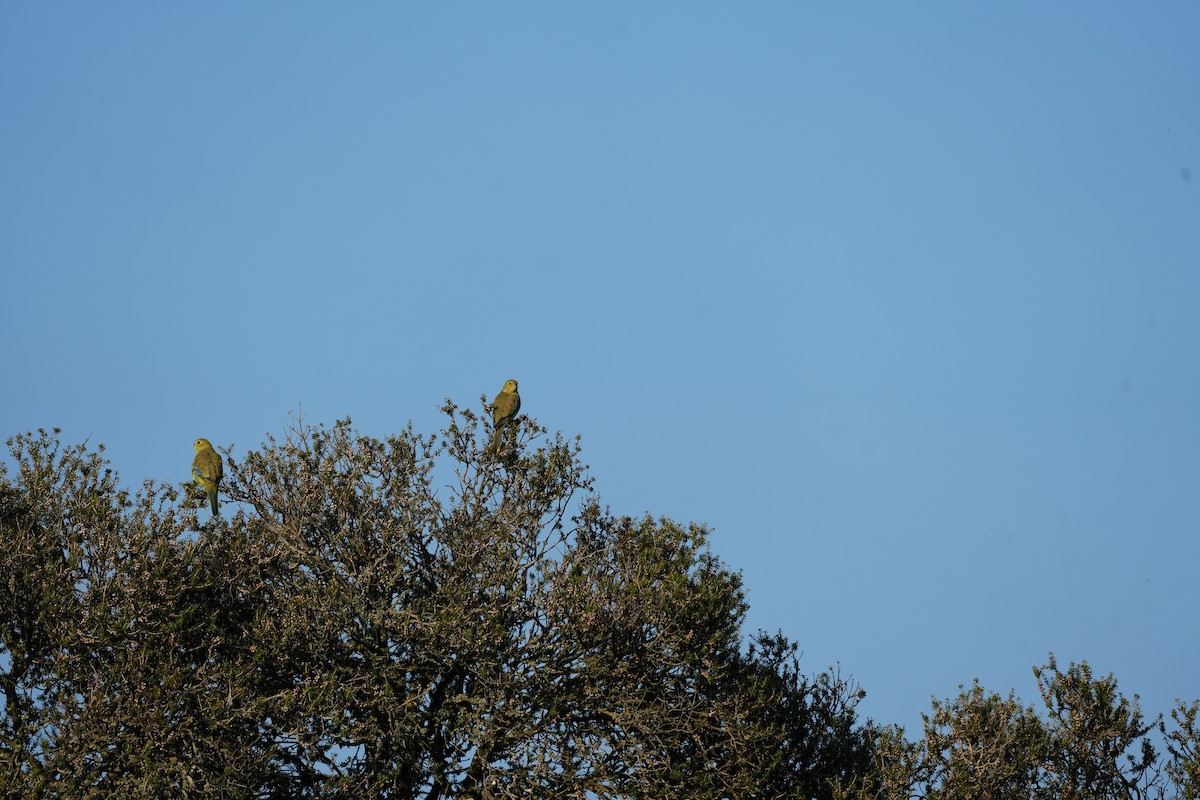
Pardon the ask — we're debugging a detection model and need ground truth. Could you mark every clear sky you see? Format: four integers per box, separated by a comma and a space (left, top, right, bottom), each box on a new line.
3, 4, 1197, 734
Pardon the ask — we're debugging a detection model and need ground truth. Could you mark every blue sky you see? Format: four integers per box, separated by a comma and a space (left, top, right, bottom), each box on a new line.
3, 4, 1198, 734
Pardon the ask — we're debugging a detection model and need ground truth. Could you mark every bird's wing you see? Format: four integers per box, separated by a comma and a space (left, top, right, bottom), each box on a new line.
193, 450, 222, 484
493, 392, 518, 423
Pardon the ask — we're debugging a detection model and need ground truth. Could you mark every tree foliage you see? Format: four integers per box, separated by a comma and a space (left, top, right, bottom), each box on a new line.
835, 656, 1200, 800
4, 408, 1196, 799
1, 408, 873, 799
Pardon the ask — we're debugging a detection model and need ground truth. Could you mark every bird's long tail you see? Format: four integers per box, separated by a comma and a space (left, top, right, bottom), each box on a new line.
208, 488, 219, 516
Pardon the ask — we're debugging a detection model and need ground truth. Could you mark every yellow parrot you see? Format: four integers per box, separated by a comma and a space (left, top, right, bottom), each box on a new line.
490, 379, 521, 452
192, 438, 223, 516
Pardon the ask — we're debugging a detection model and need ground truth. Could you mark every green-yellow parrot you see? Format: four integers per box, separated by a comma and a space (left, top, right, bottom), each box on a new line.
192, 438, 223, 516
490, 378, 521, 452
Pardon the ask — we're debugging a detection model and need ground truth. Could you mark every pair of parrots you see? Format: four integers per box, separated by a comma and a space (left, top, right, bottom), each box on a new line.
192, 379, 521, 517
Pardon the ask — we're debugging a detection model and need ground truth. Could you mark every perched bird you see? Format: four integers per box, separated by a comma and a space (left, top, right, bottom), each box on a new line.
490, 379, 521, 452
192, 438, 223, 516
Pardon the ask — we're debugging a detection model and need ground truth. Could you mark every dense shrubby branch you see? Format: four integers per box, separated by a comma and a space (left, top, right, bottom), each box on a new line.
0, 411, 876, 797
10, 417, 1191, 798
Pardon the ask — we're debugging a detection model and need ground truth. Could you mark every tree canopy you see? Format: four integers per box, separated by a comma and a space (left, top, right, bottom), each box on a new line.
0, 406, 872, 799
1, 405, 1196, 799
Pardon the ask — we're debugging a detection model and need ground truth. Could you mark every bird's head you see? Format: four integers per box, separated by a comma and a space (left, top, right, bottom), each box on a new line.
194, 438, 214, 452
503, 379, 519, 393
